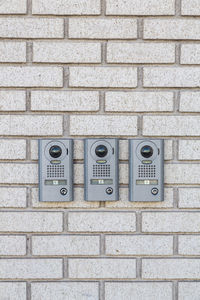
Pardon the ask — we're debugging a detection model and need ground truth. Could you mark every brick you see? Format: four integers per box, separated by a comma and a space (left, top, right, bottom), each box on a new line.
0, 67, 63, 87
32, 235, 100, 256
0, 0, 27, 14
0, 212, 63, 232
107, 43, 175, 63
142, 259, 200, 279
70, 116, 137, 136
0, 236, 26, 256
181, 44, 200, 64
180, 92, 200, 112
69, 67, 137, 88
31, 282, 99, 300
179, 140, 200, 159
142, 212, 200, 233
143, 116, 200, 136
0, 42, 26, 62
31, 91, 99, 111
0, 116, 63, 136
105, 92, 174, 112
0, 188, 27, 208
32, 0, 101, 15
0, 164, 37, 184
69, 18, 137, 39
0, 140, 26, 159
0, 91, 26, 111
33, 42, 101, 63
106, 0, 175, 15
105, 282, 173, 300
182, 0, 200, 15
179, 188, 200, 208
178, 282, 200, 300
0, 18, 64, 39
165, 164, 200, 184
178, 236, 200, 255
68, 212, 136, 232
31, 188, 100, 209
0, 259, 62, 279
105, 235, 173, 256
144, 19, 200, 40
69, 258, 136, 279
144, 67, 200, 87
106, 188, 174, 209
0, 283, 26, 300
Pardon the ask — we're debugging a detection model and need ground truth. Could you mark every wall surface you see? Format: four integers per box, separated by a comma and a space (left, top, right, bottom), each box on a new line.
0, 0, 200, 299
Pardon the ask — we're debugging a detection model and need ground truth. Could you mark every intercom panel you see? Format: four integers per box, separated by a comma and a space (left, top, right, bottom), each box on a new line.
129, 139, 164, 202
39, 139, 73, 202
84, 139, 119, 201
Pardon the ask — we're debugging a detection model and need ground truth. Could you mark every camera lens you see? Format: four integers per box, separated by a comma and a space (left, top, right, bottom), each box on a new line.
49, 145, 62, 158
95, 145, 108, 158
141, 145, 153, 158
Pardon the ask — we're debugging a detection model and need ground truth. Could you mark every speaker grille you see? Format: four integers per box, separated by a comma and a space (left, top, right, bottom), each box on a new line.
47, 165, 64, 178
138, 165, 156, 178
93, 164, 111, 177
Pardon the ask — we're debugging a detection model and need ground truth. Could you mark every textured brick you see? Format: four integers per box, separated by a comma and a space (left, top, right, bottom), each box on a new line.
0, 164, 37, 184
105, 92, 174, 112
0, 42, 26, 62
0, 91, 26, 111
105, 235, 173, 255
0, 116, 63, 136
32, 235, 100, 256
0, 283, 26, 300
178, 236, 200, 255
0, 259, 62, 279
105, 282, 173, 300
32, 0, 101, 15
70, 116, 137, 136
144, 19, 200, 40
180, 92, 200, 112
31, 91, 99, 111
165, 164, 200, 184
68, 212, 136, 232
181, 44, 200, 64
179, 188, 200, 208
0, 236, 26, 256
179, 140, 200, 159
0, 67, 63, 87
106, 0, 175, 15
69, 258, 136, 279
31, 282, 99, 300
142, 259, 200, 279
143, 116, 200, 136
0, 18, 64, 38
179, 282, 200, 300
69, 67, 137, 88
107, 43, 175, 63
69, 18, 137, 39
182, 0, 200, 15
144, 67, 200, 87
33, 42, 101, 63
0, 0, 27, 14
0, 140, 26, 159
0, 188, 27, 208
142, 212, 200, 233
0, 212, 63, 232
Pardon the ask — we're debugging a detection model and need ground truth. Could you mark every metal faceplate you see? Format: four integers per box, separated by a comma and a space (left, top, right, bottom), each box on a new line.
38, 139, 73, 202
84, 138, 119, 201
129, 139, 164, 202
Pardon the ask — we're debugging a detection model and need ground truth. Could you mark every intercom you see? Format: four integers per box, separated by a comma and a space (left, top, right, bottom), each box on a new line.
38, 139, 73, 202
84, 139, 119, 201
129, 139, 164, 202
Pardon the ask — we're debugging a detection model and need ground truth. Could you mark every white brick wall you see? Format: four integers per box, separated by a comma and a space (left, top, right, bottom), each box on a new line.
0, 0, 199, 297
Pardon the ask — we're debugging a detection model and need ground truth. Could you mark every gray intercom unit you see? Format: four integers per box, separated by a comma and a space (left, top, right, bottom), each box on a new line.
129, 139, 164, 202
39, 139, 73, 202
84, 139, 119, 201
